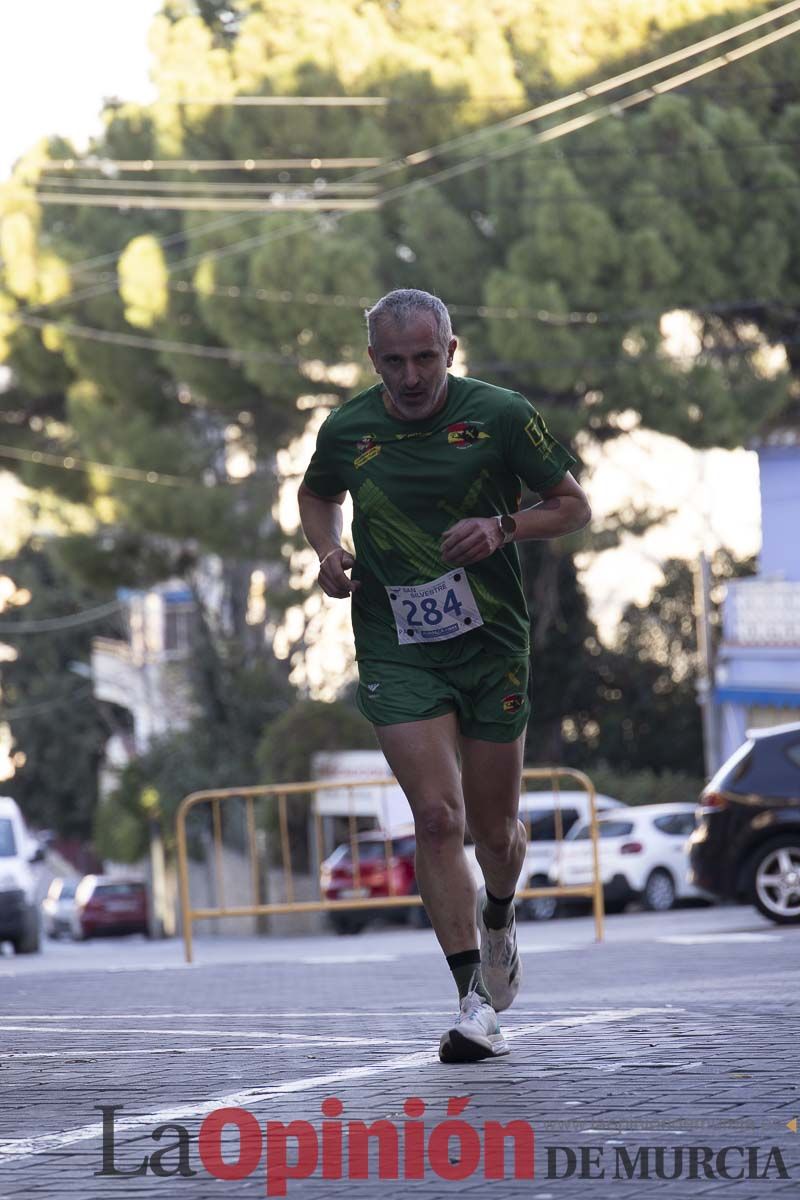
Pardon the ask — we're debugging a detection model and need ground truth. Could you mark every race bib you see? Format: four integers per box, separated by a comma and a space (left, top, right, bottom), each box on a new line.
385, 568, 484, 645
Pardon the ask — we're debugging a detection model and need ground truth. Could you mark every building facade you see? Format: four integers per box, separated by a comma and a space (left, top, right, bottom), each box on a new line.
714, 437, 800, 766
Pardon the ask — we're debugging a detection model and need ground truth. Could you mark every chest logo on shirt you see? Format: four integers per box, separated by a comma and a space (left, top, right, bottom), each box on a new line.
447, 421, 491, 449
354, 433, 381, 468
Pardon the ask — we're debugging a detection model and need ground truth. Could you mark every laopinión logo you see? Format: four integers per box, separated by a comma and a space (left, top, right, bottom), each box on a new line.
95, 1101, 792, 1193
545, 1143, 789, 1182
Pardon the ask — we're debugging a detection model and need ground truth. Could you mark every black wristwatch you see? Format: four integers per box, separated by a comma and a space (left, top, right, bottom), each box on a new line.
496, 513, 517, 545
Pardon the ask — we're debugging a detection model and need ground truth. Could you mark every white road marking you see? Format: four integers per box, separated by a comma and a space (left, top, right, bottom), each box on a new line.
297, 954, 397, 964
0, 1036, 430, 1059
0, 1024, 424, 1046
0, 1007, 680, 1163
0, 1007, 599, 1020
658, 933, 780, 945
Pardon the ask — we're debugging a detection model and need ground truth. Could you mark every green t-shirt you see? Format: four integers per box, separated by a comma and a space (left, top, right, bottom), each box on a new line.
303, 373, 576, 666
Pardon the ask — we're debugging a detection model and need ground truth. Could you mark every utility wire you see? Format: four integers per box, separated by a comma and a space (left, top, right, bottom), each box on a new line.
101, 10, 800, 291
24, 0, 800, 314
31, 174, 800, 217
0, 441, 227, 488
33, 193, 380, 214
32, 134, 800, 190
0, 685, 95, 720
372, 16, 800, 209
0, 600, 123, 633
164, 95, 389, 107
39, 156, 386, 172
37, 176, 380, 195
14, 313, 299, 366
158, 281, 799, 327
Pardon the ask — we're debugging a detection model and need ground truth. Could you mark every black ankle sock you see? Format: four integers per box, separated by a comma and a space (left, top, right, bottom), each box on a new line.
446, 949, 492, 1005
483, 887, 515, 930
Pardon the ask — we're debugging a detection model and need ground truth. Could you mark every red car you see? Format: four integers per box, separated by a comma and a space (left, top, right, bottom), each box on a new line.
71, 875, 149, 939
320, 828, 427, 934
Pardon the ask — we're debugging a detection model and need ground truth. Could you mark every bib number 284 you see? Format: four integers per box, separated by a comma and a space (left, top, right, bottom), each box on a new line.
385, 569, 484, 646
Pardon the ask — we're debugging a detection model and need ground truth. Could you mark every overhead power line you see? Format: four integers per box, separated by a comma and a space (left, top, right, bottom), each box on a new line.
38, 176, 379, 195
113, 9, 800, 289
32, 174, 800, 218
166, 95, 389, 107
39, 156, 386, 173
33, 192, 380, 213
0, 599, 123, 634
0, 684, 95, 721
373, 16, 800, 208
161, 280, 799, 327
0, 440, 222, 488
23, 1, 800, 316
14, 313, 297, 366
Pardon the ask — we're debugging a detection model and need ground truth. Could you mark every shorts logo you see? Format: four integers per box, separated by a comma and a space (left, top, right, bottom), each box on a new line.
366, 682, 380, 693
502, 693, 524, 714
354, 434, 381, 468
447, 421, 491, 449
505, 669, 522, 687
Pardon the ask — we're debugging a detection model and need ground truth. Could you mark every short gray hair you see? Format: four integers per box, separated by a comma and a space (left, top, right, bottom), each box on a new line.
365, 288, 453, 350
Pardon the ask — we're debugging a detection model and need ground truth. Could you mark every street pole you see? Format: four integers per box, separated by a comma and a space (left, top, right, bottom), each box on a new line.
694, 550, 720, 778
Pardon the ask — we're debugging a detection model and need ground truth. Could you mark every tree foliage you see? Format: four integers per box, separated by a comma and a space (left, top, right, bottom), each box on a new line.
0, 539, 120, 836
0, 1, 793, 812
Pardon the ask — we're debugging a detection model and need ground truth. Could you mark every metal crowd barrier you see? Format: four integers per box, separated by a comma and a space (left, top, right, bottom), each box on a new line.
175, 767, 604, 962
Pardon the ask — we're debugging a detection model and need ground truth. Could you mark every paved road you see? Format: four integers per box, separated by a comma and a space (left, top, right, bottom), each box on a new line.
1, 905, 798, 1198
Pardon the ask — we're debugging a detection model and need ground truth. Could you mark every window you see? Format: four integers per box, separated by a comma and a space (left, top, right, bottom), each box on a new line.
785, 741, 800, 770
393, 837, 416, 858
525, 809, 580, 841
163, 605, 193, 655
572, 820, 634, 840
341, 841, 392, 864
0, 818, 16, 857
653, 813, 696, 836
95, 883, 144, 898
48, 878, 77, 900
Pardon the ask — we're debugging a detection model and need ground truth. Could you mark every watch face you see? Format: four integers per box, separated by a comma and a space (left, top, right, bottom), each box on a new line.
500, 514, 516, 534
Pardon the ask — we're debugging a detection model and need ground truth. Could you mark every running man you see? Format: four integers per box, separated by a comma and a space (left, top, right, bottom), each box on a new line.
299, 289, 590, 1063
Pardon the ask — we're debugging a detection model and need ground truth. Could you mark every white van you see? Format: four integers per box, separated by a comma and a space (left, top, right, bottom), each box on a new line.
464, 790, 625, 921
0, 796, 43, 953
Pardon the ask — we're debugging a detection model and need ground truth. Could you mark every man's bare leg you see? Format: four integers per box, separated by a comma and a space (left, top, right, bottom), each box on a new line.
460, 731, 527, 900
374, 712, 478, 957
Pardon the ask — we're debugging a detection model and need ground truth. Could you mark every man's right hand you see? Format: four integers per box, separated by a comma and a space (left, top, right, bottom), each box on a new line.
318, 547, 361, 599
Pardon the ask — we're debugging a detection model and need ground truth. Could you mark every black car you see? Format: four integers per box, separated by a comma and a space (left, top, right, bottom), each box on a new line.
688, 722, 800, 924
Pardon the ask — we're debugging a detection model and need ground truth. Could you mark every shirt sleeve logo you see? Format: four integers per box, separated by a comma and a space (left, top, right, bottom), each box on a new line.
447, 421, 491, 449
524, 414, 559, 464
354, 433, 381, 468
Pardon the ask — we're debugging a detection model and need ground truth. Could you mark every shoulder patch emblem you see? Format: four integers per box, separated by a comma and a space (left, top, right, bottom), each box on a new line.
447, 421, 491, 449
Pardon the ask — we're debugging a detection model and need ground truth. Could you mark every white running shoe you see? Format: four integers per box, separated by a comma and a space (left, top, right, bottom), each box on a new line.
477, 888, 522, 1013
439, 985, 510, 1063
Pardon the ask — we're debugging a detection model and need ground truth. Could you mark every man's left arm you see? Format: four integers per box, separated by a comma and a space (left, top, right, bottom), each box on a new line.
440, 473, 591, 566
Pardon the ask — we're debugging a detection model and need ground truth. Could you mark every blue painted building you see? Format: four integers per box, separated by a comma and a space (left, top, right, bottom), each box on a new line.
714, 435, 800, 766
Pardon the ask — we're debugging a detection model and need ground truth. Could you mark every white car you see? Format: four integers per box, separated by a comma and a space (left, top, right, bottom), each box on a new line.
42, 876, 79, 938
550, 802, 703, 913
464, 791, 625, 920
0, 796, 44, 953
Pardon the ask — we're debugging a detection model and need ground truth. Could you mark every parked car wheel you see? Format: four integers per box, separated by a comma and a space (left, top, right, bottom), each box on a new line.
14, 905, 41, 954
328, 910, 368, 935
751, 836, 800, 925
643, 868, 676, 912
520, 874, 559, 921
